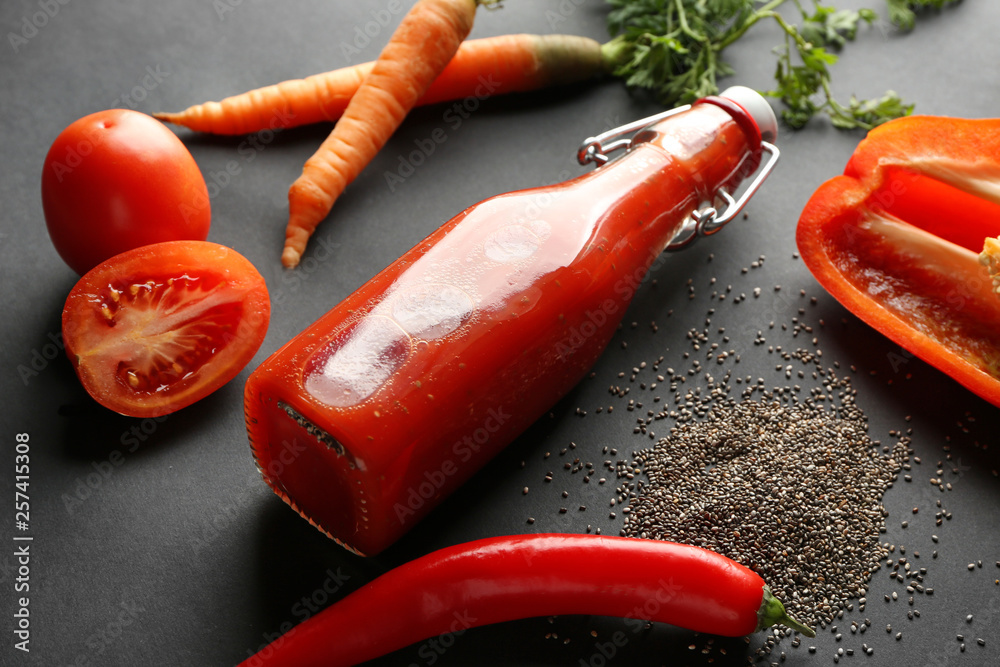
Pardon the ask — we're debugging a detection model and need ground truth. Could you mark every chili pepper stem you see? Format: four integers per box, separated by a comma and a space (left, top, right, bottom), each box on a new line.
756, 585, 816, 637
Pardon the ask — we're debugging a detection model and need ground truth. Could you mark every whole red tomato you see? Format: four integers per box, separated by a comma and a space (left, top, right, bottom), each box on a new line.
42, 109, 211, 275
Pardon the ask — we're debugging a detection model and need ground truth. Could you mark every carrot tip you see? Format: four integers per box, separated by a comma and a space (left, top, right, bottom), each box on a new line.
282, 246, 302, 269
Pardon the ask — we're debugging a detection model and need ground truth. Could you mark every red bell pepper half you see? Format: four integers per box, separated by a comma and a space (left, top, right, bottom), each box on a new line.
796, 115, 1000, 408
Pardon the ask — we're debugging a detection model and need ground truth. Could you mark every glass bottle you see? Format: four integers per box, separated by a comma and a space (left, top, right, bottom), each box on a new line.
244, 86, 778, 556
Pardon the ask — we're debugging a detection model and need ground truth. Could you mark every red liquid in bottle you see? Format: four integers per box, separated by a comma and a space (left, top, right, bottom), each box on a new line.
245, 90, 775, 555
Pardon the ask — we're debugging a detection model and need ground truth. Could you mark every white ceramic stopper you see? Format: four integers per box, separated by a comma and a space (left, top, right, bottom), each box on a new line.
719, 86, 778, 144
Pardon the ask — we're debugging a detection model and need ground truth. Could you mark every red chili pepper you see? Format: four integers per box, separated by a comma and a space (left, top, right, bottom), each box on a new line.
796, 115, 1000, 407
245, 90, 777, 556
239, 534, 814, 666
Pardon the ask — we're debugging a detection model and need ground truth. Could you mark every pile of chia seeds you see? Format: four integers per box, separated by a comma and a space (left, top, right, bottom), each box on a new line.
604, 294, 916, 660
616, 364, 909, 634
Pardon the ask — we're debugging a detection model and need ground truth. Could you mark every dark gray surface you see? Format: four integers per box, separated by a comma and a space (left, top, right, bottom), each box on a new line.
1, 1, 999, 665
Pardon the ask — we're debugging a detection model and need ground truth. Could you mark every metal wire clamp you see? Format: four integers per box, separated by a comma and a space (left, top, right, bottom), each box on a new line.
576, 109, 780, 252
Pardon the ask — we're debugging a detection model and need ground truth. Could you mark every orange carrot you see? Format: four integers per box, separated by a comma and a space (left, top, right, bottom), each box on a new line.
280, 0, 492, 268
154, 34, 609, 136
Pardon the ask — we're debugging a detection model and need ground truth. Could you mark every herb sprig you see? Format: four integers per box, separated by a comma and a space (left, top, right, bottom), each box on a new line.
605, 0, 958, 130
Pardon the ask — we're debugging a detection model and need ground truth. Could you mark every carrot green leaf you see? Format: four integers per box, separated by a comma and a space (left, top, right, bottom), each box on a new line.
605, 0, 956, 131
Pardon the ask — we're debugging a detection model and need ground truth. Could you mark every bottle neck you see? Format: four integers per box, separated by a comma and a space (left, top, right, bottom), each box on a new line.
561, 102, 762, 259
631, 101, 762, 199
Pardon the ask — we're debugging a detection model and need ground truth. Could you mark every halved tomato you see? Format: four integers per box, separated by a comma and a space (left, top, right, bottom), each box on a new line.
62, 241, 270, 417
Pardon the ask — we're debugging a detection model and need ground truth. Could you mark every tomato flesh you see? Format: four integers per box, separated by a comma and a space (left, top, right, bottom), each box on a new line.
102, 274, 244, 392
63, 241, 270, 417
